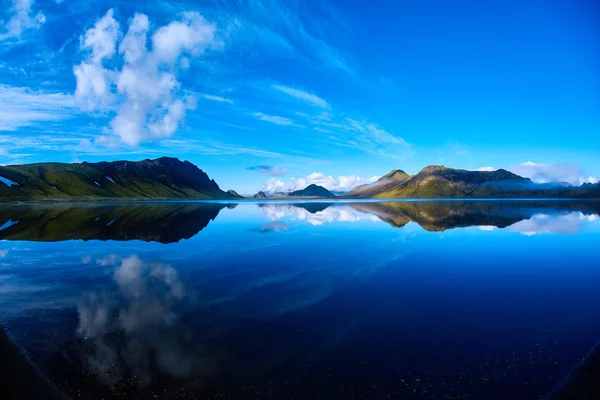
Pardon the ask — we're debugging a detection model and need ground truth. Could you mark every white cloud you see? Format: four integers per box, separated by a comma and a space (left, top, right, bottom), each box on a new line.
271, 85, 329, 108
0, 85, 77, 131
74, 9, 221, 146
253, 112, 296, 126
263, 178, 287, 193
263, 172, 380, 193
0, 0, 45, 42
509, 161, 596, 185
579, 176, 598, 185
476, 166, 496, 172
152, 11, 222, 63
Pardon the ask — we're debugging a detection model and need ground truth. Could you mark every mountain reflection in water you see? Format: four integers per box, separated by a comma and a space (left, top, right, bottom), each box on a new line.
0, 203, 235, 243
0, 200, 598, 243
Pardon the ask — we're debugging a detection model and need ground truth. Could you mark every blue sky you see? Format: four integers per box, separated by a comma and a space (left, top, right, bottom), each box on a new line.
0, 0, 599, 193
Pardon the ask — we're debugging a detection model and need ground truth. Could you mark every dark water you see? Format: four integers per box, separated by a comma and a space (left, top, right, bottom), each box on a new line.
1, 200, 600, 399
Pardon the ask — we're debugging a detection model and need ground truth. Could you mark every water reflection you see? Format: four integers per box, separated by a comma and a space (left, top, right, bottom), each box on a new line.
260, 200, 600, 233
67, 252, 365, 397
260, 203, 380, 225
0, 201, 599, 244
350, 200, 600, 232
0, 203, 234, 243
1, 200, 600, 399
77, 255, 197, 388
508, 212, 599, 236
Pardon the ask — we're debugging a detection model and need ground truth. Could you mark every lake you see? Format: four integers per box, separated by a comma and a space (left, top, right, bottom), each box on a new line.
1, 200, 600, 399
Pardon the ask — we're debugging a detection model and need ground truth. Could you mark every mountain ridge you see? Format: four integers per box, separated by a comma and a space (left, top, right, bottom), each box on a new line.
348, 165, 600, 199
0, 157, 233, 202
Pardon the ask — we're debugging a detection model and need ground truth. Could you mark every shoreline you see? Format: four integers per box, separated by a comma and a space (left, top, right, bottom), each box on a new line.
1, 197, 599, 205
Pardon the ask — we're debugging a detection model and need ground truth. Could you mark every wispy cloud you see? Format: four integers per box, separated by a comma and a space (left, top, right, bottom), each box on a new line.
158, 139, 286, 158
299, 113, 410, 159
217, 0, 355, 76
253, 112, 299, 126
247, 165, 288, 176
476, 166, 496, 172
271, 85, 329, 108
0, 0, 45, 42
200, 94, 234, 104
0, 85, 78, 131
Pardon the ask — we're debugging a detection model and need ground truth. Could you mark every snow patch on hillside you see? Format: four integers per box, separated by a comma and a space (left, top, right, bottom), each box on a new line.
0, 176, 19, 187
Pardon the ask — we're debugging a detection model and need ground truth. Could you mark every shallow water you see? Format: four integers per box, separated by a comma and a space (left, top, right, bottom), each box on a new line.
1, 200, 600, 399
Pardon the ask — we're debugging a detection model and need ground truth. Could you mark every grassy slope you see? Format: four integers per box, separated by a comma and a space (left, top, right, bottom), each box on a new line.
0, 160, 231, 201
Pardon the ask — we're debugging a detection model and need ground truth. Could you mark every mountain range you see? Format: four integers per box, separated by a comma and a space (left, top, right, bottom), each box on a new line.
348, 165, 600, 199
1, 158, 599, 201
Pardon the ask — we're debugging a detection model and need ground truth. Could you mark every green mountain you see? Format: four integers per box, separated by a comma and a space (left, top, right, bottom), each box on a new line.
348, 165, 600, 198
0, 157, 233, 202
289, 184, 335, 197
349, 169, 411, 197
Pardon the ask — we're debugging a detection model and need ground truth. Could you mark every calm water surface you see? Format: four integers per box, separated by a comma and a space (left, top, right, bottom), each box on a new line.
1, 200, 600, 399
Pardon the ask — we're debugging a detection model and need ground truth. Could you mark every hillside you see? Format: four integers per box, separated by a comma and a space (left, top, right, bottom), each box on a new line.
227, 189, 244, 198
349, 165, 600, 198
0, 157, 233, 202
289, 184, 335, 197
350, 169, 411, 197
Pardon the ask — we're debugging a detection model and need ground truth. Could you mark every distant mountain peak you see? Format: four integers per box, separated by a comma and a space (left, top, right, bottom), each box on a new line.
289, 184, 335, 198
253, 191, 268, 198
227, 189, 243, 198
419, 165, 447, 174
381, 169, 410, 181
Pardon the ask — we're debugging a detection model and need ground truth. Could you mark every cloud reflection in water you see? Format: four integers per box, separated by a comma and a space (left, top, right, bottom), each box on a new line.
77, 255, 212, 388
